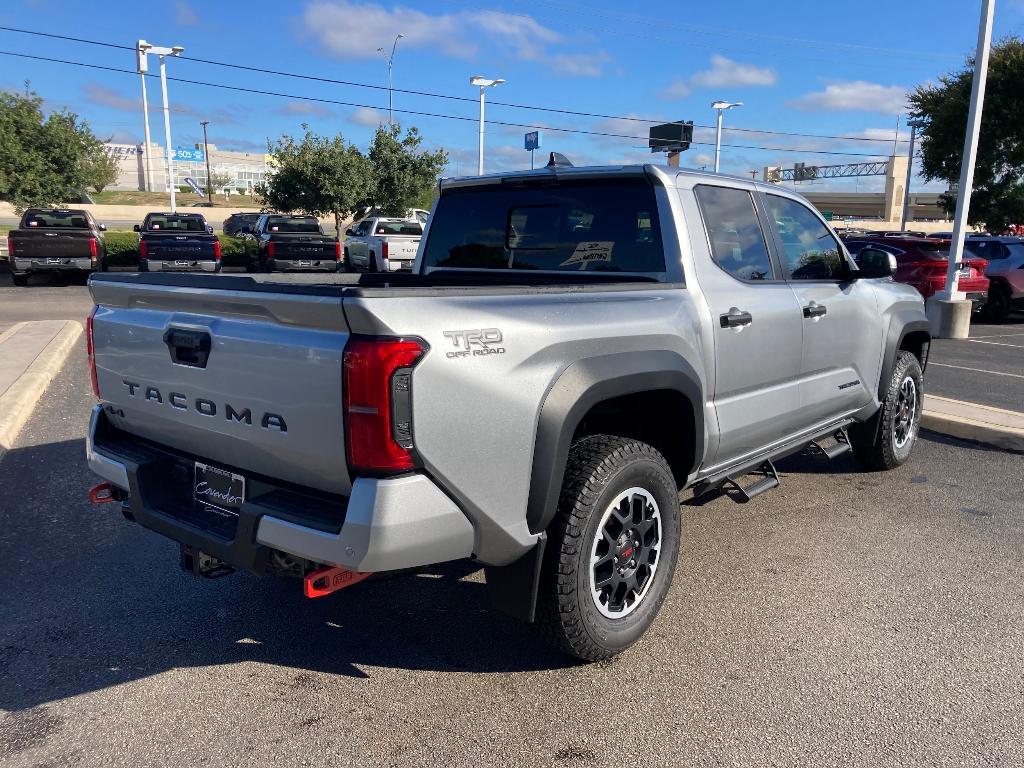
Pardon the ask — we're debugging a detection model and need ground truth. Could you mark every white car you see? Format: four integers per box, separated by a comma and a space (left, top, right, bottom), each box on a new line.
344, 217, 423, 272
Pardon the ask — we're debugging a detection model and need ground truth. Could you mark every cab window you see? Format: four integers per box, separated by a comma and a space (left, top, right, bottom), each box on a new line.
764, 195, 846, 281
694, 185, 775, 281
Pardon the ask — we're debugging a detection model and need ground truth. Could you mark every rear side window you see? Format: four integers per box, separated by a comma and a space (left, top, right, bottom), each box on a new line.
267, 216, 320, 233
422, 179, 665, 273
694, 186, 774, 281
22, 211, 90, 229
764, 195, 845, 281
144, 215, 206, 232
375, 221, 423, 236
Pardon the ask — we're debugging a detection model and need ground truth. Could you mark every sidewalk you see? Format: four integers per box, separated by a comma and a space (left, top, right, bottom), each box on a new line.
922, 394, 1024, 453
0, 320, 83, 459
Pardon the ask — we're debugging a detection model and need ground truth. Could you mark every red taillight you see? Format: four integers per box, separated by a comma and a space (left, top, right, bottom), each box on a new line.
89, 237, 98, 260
267, 241, 276, 259
86, 307, 99, 399
335, 240, 342, 262
7, 236, 14, 257
343, 337, 426, 473
381, 240, 389, 261
214, 239, 222, 261
139, 240, 148, 259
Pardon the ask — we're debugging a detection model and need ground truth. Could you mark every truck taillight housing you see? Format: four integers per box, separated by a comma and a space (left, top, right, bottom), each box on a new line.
89, 237, 98, 260
7, 235, 15, 257
343, 337, 426, 473
214, 239, 222, 261
381, 240, 389, 261
139, 240, 148, 260
86, 307, 99, 399
267, 241, 276, 259
335, 240, 342, 262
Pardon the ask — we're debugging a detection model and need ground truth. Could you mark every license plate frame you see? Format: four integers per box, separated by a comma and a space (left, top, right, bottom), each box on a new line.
298, 259, 313, 267
47, 257, 62, 264
175, 260, 191, 267
193, 462, 246, 516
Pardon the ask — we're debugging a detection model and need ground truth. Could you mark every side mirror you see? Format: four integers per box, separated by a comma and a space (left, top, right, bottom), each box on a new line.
98, 223, 107, 231
345, 229, 355, 237
132, 224, 141, 232
856, 247, 896, 278
207, 225, 214, 234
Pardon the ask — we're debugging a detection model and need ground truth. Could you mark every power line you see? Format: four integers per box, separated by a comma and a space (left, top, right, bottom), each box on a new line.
0, 25, 910, 146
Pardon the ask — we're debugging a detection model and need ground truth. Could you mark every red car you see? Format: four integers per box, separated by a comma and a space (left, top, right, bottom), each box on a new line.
843, 235, 989, 305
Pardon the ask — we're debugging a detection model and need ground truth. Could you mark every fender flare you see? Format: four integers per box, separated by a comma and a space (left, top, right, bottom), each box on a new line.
525, 350, 705, 535
879, 311, 931, 399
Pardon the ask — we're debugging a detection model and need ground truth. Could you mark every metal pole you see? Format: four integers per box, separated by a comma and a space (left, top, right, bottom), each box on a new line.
159, 55, 176, 213
892, 114, 900, 156
714, 109, 723, 173
477, 86, 485, 176
201, 120, 213, 204
387, 60, 393, 124
942, 0, 995, 300
900, 124, 917, 231
531, 148, 534, 170
140, 72, 154, 193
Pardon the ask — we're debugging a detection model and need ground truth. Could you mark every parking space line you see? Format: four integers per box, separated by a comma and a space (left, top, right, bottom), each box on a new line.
963, 338, 1024, 348
929, 362, 1024, 379
970, 332, 1024, 339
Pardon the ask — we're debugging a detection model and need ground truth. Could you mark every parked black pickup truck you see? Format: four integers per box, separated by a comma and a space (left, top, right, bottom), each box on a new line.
250, 214, 341, 272
134, 212, 221, 273
6, 208, 107, 286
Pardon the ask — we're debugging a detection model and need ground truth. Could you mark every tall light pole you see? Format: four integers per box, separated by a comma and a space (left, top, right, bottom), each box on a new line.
470, 75, 505, 175
138, 42, 185, 212
377, 33, 404, 125
900, 120, 922, 232
711, 100, 742, 173
934, 0, 995, 339
136, 41, 155, 192
200, 120, 213, 205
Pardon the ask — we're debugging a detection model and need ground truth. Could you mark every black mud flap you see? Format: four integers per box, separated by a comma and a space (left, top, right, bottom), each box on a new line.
484, 533, 546, 623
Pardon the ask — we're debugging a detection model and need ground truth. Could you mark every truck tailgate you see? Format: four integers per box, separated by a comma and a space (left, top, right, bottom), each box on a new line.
10, 230, 94, 259
385, 236, 420, 261
89, 277, 352, 496
144, 234, 216, 259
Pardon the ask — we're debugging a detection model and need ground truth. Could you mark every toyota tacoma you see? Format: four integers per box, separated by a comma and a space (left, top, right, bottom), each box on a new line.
85, 161, 930, 661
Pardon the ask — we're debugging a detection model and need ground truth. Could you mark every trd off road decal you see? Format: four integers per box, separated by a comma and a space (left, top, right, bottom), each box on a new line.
442, 328, 506, 359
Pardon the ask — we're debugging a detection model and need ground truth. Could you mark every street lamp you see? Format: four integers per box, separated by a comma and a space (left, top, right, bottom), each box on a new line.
470, 75, 505, 175
135, 40, 155, 193
137, 40, 185, 212
711, 100, 742, 174
377, 34, 404, 125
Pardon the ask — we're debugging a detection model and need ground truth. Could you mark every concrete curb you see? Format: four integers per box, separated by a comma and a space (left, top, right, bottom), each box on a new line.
0, 320, 83, 460
922, 394, 1024, 453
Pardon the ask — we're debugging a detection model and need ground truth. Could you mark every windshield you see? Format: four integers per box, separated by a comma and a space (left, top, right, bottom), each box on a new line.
22, 211, 90, 229
144, 215, 206, 232
422, 178, 665, 273
375, 221, 423, 236
267, 216, 321, 233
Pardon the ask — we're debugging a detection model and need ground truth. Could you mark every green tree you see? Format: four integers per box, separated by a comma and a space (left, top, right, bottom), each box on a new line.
258, 125, 372, 233
84, 147, 120, 193
910, 37, 1024, 232
366, 123, 447, 217
0, 86, 106, 211
208, 170, 233, 191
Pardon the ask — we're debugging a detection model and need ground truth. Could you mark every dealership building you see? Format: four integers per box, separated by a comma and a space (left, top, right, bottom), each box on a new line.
103, 142, 269, 194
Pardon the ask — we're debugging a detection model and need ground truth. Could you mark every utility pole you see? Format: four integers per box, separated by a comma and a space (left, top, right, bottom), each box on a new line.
900, 121, 920, 232
377, 34, 404, 125
136, 41, 154, 192
932, 0, 995, 339
200, 120, 213, 204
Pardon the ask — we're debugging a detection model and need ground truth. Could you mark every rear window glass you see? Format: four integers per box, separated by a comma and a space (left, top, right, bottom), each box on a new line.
144, 215, 206, 232
23, 211, 90, 228
375, 221, 423, 236
267, 216, 320, 233
422, 179, 665, 273
914, 242, 951, 260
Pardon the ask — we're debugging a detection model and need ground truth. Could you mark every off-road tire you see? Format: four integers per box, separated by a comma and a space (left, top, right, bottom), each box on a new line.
850, 350, 923, 471
11, 274, 29, 287
986, 282, 1012, 323
534, 435, 681, 662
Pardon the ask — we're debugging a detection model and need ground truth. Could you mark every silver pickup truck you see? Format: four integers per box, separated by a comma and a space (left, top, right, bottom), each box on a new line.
85, 162, 930, 661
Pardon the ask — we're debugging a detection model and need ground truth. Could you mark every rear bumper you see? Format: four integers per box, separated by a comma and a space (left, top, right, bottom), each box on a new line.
85, 405, 474, 574
142, 259, 220, 273
268, 259, 341, 272
12, 257, 93, 273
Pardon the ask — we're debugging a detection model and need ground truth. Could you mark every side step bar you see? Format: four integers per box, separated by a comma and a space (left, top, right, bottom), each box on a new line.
808, 428, 852, 460
723, 459, 779, 503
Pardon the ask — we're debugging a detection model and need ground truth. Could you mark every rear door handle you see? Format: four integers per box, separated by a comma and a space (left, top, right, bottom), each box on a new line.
720, 309, 753, 328
803, 302, 827, 319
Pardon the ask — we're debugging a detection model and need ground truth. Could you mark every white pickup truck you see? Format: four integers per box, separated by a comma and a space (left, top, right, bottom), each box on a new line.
343, 217, 423, 273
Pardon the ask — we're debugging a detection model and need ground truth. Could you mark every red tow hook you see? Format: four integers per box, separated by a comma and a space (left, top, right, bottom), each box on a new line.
89, 482, 116, 504
303, 566, 372, 598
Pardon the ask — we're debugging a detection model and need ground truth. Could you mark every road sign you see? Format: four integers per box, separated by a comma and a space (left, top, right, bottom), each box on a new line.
171, 147, 205, 162
649, 121, 693, 153
184, 177, 204, 195
821, 210, 834, 221
524, 131, 541, 151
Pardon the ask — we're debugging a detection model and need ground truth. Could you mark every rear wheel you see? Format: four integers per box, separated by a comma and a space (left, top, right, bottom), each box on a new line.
986, 282, 1012, 323
366, 252, 379, 273
12, 273, 29, 287
851, 350, 923, 471
535, 435, 680, 662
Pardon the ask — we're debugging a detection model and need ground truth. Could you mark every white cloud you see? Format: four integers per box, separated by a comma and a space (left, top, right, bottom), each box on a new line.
83, 83, 138, 112
787, 81, 908, 114
299, 1, 610, 76
279, 101, 334, 117
348, 107, 385, 126
174, 0, 199, 27
661, 54, 776, 100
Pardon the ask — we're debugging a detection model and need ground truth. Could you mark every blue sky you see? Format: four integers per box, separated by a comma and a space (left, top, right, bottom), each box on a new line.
2, 0, 1023, 190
